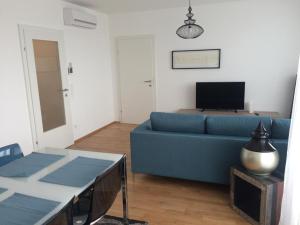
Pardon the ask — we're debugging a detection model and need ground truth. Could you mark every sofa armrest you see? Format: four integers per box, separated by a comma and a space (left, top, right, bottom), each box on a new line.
132, 120, 152, 132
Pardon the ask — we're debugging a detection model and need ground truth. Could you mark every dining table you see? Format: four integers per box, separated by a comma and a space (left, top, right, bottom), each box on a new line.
0, 148, 128, 225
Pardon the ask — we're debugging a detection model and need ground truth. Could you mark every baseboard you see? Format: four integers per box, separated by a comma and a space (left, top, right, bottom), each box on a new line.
74, 121, 119, 144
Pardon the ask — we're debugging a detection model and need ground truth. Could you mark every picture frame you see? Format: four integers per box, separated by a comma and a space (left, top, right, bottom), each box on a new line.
172, 49, 221, 69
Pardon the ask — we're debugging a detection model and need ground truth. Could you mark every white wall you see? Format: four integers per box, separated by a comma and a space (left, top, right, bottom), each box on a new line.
110, 0, 300, 118
0, 0, 115, 155
63, 3, 115, 140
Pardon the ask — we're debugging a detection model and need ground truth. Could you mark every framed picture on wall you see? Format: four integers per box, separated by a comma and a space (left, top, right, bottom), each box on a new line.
172, 49, 221, 69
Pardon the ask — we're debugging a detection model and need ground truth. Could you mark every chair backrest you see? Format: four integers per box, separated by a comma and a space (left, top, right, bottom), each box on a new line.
88, 158, 123, 223
46, 197, 74, 225
0, 143, 24, 167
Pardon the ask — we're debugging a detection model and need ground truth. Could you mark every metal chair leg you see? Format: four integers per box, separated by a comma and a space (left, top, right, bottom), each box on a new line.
121, 155, 129, 225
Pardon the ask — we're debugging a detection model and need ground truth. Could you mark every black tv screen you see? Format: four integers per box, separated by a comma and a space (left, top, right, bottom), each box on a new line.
196, 82, 245, 110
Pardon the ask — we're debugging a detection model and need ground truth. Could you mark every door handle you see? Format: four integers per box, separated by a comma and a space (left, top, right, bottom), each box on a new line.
144, 80, 152, 83
59, 88, 69, 92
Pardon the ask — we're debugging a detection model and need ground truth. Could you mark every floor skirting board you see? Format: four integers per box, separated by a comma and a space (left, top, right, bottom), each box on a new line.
74, 121, 119, 144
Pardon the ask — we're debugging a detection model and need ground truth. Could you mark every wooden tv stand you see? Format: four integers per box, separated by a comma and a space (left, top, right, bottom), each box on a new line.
177, 109, 281, 118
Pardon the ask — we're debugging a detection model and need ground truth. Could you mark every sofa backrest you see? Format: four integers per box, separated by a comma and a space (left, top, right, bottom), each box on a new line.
206, 115, 272, 137
150, 112, 206, 134
271, 119, 291, 139
149, 112, 290, 139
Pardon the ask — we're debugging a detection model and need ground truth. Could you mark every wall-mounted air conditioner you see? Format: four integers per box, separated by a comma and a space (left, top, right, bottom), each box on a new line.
63, 8, 97, 29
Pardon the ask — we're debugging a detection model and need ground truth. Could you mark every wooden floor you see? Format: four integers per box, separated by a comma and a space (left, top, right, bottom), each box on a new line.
71, 123, 250, 225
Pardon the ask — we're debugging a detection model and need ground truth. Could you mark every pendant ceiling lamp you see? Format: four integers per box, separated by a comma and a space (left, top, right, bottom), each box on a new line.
176, 0, 204, 39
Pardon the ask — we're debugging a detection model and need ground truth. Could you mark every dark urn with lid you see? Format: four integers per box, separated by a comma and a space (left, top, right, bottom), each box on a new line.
241, 121, 279, 176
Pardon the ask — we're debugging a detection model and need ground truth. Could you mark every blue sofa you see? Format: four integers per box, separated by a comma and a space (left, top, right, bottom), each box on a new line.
130, 112, 290, 185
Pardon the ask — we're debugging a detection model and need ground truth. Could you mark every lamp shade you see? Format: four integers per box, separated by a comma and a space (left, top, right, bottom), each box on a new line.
176, 1, 204, 39
176, 23, 204, 39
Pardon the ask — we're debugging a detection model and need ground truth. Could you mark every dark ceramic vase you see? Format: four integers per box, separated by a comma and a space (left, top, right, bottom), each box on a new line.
241, 121, 279, 176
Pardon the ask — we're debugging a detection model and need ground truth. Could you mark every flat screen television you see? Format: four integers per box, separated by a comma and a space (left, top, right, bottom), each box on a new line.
196, 82, 245, 110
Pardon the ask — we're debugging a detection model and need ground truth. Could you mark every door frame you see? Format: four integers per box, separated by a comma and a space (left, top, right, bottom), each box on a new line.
18, 24, 73, 150
115, 35, 157, 122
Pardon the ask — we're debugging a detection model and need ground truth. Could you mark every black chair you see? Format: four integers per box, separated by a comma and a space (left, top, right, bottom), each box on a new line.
45, 197, 74, 225
0, 143, 24, 167
73, 155, 128, 225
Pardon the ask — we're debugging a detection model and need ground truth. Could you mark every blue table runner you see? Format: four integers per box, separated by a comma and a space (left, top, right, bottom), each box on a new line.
0, 152, 64, 177
0, 193, 60, 225
40, 156, 114, 187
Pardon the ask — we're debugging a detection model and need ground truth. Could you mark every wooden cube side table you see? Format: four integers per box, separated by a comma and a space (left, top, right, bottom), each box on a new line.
230, 166, 284, 225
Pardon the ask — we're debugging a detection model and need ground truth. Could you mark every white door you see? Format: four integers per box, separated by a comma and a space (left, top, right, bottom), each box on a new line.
117, 36, 155, 124
20, 25, 74, 149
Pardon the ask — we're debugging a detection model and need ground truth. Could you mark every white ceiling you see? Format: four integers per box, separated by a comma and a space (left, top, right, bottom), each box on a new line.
64, 0, 241, 14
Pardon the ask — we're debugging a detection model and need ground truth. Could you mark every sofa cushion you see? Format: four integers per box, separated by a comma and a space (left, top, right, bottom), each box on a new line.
150, 112, 206, 134
271, 119, 291, 139
206, 115, 272, 137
